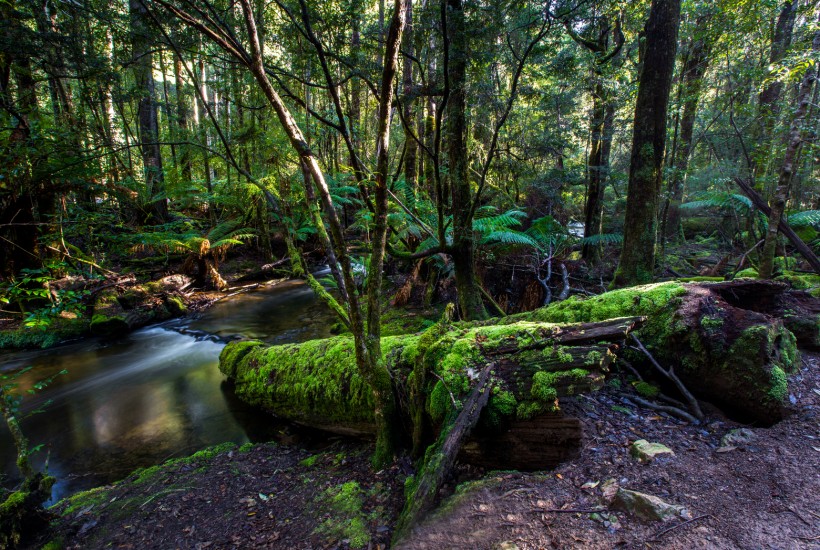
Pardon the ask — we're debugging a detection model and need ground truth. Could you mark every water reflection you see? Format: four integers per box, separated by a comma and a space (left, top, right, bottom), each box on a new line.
0, 280, 337, 503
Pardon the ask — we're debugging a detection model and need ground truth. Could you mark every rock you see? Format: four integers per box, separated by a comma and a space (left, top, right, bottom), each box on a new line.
630, 439, 675, 463
89, 313, 129, 337
612, 488, 691, 522
720, 428, 756, 448
156, 274, 192, 292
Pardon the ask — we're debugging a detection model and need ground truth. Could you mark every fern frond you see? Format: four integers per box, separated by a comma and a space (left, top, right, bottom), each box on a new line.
680, 193, 752, 212
788, 210, 820, 227
481, 231, 539, 247
580, 233, 623, 246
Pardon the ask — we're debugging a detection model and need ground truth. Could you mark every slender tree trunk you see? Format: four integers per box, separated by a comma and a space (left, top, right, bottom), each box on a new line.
581, 83, 615, 262
402, 0, 417, 197
663, 15, 712, 240
755, 0, 798, 183
174, 54, 193, 183
759, 18, 820, 279
613, 0, 681, 287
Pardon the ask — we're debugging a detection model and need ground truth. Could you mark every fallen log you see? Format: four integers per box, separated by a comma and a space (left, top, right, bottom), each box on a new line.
219, 316, 642, 469
503, 279, 811, 423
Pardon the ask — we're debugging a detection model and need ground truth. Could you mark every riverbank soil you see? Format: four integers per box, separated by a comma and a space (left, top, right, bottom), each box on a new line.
45, 352, 819, 549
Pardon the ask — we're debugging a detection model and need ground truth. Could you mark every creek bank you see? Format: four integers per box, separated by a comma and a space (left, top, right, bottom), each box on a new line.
44, 441, 405, 550
42, 350, 820, 549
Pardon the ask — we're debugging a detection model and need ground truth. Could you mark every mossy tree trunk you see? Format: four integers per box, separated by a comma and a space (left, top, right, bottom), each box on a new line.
445, 0, 489, 321
613, 0, 681, 287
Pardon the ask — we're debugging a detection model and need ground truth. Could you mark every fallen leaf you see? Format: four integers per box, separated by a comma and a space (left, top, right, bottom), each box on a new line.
556, 473, 563, 479
581, 481, 600, 490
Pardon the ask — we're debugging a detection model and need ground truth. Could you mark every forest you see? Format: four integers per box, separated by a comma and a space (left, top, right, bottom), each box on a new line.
1, 0, 820, 547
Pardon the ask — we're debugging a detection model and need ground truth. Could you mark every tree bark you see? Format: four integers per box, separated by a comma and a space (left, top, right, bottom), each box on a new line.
759, 18, 820, 279
663, 15, 712, 241
613, 0, 681, 287
755, 0, 798, 182
446, 0, 488, 320
130, 0, 168, 222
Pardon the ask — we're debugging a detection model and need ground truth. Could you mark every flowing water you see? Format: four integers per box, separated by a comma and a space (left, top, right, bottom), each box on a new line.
0, 278, 336, 503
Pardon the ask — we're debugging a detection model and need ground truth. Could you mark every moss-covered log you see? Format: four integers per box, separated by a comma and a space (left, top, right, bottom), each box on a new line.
219, 317, 641, 468
504, 280, 811, 423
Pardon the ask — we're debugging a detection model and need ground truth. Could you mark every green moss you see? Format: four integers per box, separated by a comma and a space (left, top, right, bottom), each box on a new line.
734, 268, 759, 279
775, 271, 820, 295
218, 340, 265, 378
584, 350, 603, 366
677, 276, 724, 282
531, 372, 558, 402
314, 481, 370, 548
768, 366, 788, 401
700, 316, 724, 330
634, 381, 660, 398
89, 313, 128, 337
41, 538, 64, 550
516, 400, 546, 420
219, 336, 384, 431
163, 295, 188, 316
0, 317, 89, 350
299, 454, 320, 468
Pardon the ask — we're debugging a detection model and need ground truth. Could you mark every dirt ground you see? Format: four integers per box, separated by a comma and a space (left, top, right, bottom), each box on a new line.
41, 353, 820, 550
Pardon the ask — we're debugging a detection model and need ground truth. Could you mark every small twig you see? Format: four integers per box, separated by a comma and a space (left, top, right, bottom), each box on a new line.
542, 508, 607, 514
431, 373, 459, 408
650, 514, 710, 541
630, 335, 704, 421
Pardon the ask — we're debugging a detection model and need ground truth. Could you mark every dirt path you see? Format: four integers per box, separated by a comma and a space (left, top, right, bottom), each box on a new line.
45, 354, 820, 549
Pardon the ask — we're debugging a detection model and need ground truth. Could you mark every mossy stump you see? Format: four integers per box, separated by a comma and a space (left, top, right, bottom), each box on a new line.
504, 280, 808, 423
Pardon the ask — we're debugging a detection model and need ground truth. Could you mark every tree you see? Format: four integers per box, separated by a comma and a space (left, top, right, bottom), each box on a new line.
759, 11, 820, 279
612, 0, 681, 287
130, 0, 169, 222
153, 0, 408, 466
662, 11, 715, 242
562, 8, 625, 263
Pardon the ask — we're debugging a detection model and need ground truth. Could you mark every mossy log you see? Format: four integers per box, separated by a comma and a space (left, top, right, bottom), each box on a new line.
504, 280, 812, 423
219, 316, 642, 470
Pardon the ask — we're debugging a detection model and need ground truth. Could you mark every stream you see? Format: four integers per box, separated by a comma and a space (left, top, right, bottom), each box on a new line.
0, 278, 337, 504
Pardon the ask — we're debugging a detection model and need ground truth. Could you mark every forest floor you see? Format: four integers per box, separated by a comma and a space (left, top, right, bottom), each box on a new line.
42, 350, 820, 549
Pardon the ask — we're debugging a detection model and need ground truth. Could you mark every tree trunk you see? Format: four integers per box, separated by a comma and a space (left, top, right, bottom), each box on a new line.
759, 19, 820, 279
582, 84, 615, 262
220, 316, 638, 447
130, 0, 168, 223
174, 53, 193, 183
446, 0, 488, 320
402, 0, 417, 197
613, 0, 681, 287
663, 15, 712, 241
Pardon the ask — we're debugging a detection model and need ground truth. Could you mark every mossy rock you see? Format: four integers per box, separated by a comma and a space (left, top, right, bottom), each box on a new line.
90, 313, 129, 337
0, 317, 89, 350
